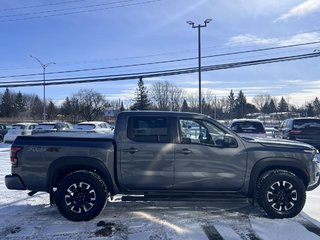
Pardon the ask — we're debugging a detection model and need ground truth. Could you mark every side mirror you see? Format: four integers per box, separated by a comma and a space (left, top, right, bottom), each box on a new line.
224, 134, 238, 148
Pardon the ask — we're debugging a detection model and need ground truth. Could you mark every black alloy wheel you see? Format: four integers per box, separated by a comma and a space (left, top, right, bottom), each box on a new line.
55, 170, 107, 221
266, 180, 297, 212
256, 170, 306, 218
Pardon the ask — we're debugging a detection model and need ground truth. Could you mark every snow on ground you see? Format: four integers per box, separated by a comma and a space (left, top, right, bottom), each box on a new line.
0, 145, 320, 240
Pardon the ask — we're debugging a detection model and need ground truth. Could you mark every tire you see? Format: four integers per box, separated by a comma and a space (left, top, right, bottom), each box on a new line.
256, 169, 306, 219
55, 170, 107, 222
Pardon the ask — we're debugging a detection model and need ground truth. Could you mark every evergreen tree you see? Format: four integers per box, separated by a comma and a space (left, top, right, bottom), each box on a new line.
14, 92, 26, 116
306, 103, 315, 117
234, 90, 247, 118
0, 88, 14, 118
268, 99, 277, 113
245, 103, 259, 114
313, 97, 320, 116
131, 78, 151, 110
120, 101, 125, 111
278, 97, 289, 112
261, 102, 269, 114
47, 101, 56, 120
181, 99, 189, 112
227, 90, 235, 119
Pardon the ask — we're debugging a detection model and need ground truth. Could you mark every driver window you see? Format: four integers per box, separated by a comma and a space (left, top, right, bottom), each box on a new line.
179, 119, 225, 146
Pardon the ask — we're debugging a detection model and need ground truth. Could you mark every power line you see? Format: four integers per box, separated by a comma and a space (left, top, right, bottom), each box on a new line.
1, 40, 319, 79
1, 28, 319, 71
0, 0, 88, 12
0, 0, 136, 18
1, 51, 319, 88
0, 0, 163, 23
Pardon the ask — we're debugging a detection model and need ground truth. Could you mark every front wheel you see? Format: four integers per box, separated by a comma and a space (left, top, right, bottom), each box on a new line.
55, 170, 107, 221
256, 170, 306, 218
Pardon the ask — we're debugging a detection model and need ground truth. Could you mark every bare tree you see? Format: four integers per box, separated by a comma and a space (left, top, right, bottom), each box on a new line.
252, 94, 271, 112
75, 89, 110, 121
150, 81, 184, 111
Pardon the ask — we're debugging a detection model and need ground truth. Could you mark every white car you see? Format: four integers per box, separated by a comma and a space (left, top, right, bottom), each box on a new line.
230, 119, 266, 138
74, 121, 114, 134
4, 123, 38, 144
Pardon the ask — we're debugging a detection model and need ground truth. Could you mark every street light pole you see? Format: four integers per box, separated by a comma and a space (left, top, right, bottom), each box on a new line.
187, 19, 212, 113
30, 55, 55, 121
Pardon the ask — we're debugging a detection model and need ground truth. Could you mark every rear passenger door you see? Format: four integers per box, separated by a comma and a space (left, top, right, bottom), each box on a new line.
120, 116, 175, 191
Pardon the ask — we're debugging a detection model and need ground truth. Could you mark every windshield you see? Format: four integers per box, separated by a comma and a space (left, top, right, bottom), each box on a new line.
231, 121, 265, 133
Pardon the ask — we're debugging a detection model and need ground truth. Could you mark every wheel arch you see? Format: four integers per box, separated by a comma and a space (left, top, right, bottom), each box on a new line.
47, 156, 115, 195
247, 158, 309, 197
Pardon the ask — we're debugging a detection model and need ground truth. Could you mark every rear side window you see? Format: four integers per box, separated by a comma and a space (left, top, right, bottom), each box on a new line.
293, 119, 320, 129
231, 121, 265, 133
128, 117, 169, 143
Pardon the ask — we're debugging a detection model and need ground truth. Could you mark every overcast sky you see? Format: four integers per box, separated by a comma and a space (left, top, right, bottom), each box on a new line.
1, 0, 320, 107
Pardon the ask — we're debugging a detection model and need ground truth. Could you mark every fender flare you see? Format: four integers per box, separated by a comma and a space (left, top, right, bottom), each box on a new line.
247, 157, 309, 197
46, 156, 115, 194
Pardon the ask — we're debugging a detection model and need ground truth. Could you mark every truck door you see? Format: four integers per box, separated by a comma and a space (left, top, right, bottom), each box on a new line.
174, 118, 247, 191
119, 116, 174, 191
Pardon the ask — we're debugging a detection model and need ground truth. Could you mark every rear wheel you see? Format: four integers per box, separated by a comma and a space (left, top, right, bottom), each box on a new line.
55, 170, 107, 221
256, 170, 306, 218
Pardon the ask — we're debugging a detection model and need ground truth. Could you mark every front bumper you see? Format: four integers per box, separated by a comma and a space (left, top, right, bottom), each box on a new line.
5, 175, 27, 190
307, 154, 320, 191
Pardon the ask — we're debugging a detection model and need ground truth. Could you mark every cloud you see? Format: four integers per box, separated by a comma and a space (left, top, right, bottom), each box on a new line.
228, 34, 276, 46
228, 32, 320, 46
276, 0, 320, 21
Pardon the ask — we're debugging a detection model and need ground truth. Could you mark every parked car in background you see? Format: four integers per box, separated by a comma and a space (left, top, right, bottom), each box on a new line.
230, 119, 266, 138
74, 121, 114, 134
265, 125, 279, 138
0, 124, 10, 142
32, 122, 73, 135
275, 118, 320, 150
4, 123, 38, 144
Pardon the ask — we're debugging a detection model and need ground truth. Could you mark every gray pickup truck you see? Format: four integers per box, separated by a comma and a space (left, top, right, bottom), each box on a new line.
5, 111, 320, 221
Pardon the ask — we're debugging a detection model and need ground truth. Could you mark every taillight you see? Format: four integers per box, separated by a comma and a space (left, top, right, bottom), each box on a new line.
10, 147, 22, 167
290, 130, 302, 135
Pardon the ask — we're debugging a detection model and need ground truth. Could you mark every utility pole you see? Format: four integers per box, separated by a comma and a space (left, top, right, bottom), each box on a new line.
187, 18, 212, 113
30, 55, 55, 121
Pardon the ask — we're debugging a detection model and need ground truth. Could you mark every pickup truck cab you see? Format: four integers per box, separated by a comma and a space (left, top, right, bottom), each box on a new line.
5, 111, 320, 221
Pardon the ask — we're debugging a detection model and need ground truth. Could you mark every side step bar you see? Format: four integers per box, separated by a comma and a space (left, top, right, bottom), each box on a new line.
121, 195, 249, 202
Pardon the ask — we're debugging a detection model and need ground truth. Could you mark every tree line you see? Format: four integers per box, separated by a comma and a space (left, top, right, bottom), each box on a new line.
1, 78, 320, 122
131, 78, 320, 119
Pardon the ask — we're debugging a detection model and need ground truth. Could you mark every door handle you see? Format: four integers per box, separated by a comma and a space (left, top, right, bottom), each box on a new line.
123, 147, 139, 154
180, 148, 192, 155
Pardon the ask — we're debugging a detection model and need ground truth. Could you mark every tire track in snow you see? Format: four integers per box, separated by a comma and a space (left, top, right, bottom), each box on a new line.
296, 214, 320, 237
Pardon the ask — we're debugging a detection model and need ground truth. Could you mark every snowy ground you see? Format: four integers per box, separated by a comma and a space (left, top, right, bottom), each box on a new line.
0, 143, 320, 240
